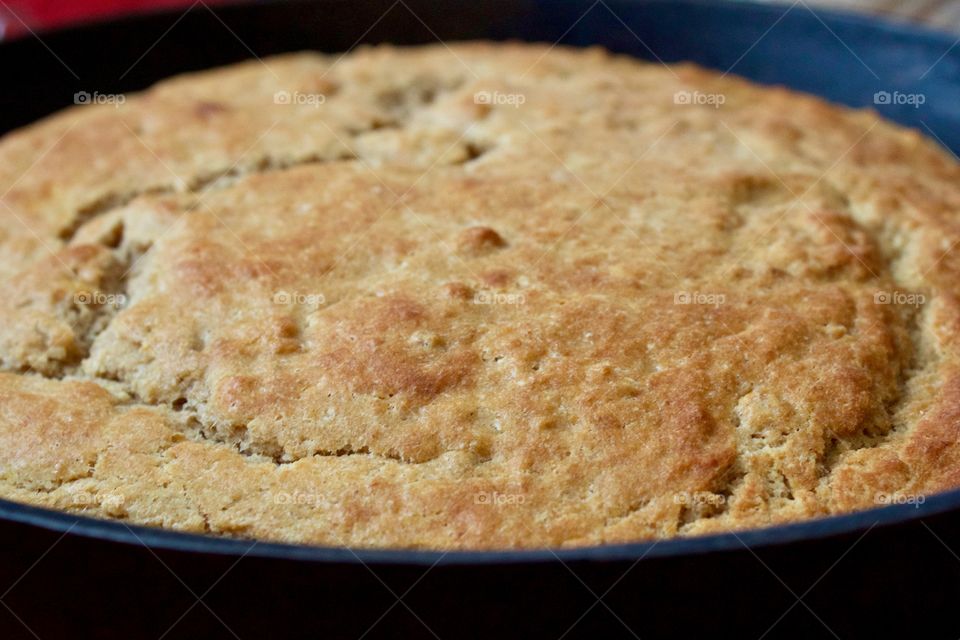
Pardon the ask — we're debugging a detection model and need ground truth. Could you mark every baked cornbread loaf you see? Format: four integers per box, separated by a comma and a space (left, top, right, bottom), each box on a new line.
0, 42, 958, 550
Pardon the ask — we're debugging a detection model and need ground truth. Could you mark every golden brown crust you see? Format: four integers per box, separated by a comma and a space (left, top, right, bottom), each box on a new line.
0, 42, 958, 548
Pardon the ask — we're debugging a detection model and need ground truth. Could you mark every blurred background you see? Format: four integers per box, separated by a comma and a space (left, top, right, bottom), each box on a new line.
0, 0, 230, 38
1, 0, 959, 39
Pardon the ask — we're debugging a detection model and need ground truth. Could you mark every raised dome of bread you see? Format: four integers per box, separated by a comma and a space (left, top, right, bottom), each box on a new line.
0, 43, 958, 549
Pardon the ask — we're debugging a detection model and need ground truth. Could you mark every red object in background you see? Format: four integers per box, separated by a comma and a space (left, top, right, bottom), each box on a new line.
0, 0, 230, 39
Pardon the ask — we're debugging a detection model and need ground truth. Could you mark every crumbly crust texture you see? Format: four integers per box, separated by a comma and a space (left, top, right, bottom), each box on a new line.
1, 43, 959, 549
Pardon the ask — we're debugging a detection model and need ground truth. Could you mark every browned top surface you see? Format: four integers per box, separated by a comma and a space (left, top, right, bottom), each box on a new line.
0, 43, 958, 549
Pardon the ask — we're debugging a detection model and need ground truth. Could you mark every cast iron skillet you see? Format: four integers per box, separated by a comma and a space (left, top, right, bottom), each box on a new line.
2, 1, 960, 638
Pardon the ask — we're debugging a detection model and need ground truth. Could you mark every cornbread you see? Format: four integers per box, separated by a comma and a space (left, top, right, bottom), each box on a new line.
0, 42, 958, 549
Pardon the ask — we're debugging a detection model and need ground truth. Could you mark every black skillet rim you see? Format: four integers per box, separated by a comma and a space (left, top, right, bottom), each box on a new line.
1, 488, 958, 565
2, 0, 959, 566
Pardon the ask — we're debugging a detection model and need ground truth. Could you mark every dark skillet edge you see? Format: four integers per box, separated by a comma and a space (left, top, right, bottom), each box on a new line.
4, 0, 960, 46
2, 487, 959, 565
1, 0, 959, 567
649, 0, 960, 40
